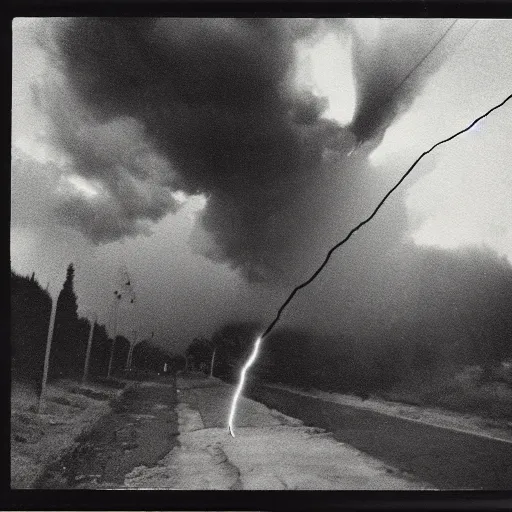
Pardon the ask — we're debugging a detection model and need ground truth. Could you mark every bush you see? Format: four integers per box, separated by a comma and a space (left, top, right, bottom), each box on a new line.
11, 271, 52, 389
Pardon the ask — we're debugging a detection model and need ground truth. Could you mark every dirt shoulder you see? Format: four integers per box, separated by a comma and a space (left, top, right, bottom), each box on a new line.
10, 378, 129, 488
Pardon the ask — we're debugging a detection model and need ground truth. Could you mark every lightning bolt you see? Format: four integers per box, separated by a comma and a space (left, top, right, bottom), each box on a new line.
228, 336, 263, 437
226, 93, 512, 438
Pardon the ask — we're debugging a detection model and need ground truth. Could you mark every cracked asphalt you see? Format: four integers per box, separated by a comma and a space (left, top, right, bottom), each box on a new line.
248, 384, 512, 490
36, 377, 179, 489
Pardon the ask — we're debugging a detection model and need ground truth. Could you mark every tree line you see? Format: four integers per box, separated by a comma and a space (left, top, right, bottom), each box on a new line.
186, 247, 512, 398
11, 265, 177, 390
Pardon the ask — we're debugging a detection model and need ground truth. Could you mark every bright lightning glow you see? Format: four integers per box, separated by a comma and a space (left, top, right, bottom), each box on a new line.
294, 31, 356, 126
227, 336, 263, 437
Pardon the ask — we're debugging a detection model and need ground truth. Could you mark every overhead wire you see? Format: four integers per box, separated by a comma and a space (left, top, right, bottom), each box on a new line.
228, 19, 508, 434
260, 93, 512, 341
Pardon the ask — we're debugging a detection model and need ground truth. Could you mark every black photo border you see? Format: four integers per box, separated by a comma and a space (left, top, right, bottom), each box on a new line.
4, 1, 512, 511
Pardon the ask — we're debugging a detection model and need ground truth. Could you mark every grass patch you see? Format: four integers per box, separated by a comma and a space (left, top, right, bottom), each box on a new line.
382, 365, 512, 421
421, 383, 512, 420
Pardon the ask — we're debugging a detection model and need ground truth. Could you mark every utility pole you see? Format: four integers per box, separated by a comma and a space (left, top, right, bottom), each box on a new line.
210, 347, 217, 378
38, 291, 58, 414
107, 292, 122, 378
82, 312, 97, 386
128, 343, 135, 370
125, 330, 137, 371
109, 268, 137, 376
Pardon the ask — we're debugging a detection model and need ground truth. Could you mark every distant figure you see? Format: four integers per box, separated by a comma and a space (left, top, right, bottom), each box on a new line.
164, 362, 168, 373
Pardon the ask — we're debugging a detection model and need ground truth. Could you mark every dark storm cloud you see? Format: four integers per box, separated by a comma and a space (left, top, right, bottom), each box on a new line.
36, 17, 342, 282
36, 17, 455, 283
23, 17, 512, 372
36, 76, 180, 243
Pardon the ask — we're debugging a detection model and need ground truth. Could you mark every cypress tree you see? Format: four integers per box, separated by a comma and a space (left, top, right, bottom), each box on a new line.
57, 264, 78, 321
50, 264, 80, 379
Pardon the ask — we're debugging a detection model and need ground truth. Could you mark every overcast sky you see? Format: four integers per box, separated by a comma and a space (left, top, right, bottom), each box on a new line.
11, 18, 512, 352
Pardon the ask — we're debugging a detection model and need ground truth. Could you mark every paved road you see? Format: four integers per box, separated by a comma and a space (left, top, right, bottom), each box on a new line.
36, 377, 179, 489
248, 384, 512, 490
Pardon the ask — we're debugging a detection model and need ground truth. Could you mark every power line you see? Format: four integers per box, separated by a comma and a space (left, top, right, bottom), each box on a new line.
389, 19, 458, 100
391, 19, 480, 101
455, 19, 480, 51
260, 93, 512, 340
353, 19, 477, 149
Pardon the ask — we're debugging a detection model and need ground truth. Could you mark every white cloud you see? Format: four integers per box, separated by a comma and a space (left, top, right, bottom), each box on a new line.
295, 30, 356, 126
364, 20, 512, 261
63, 175, 100, 198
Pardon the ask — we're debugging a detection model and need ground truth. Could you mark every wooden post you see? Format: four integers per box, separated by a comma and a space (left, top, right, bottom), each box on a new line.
129, 345, 135, 370
107, 338, 116, 378
126, 330, 137, 371
38, 295, 58, 414
82, 315, 96, 386
126, 345, 132, 371
210, 348, 216, 378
